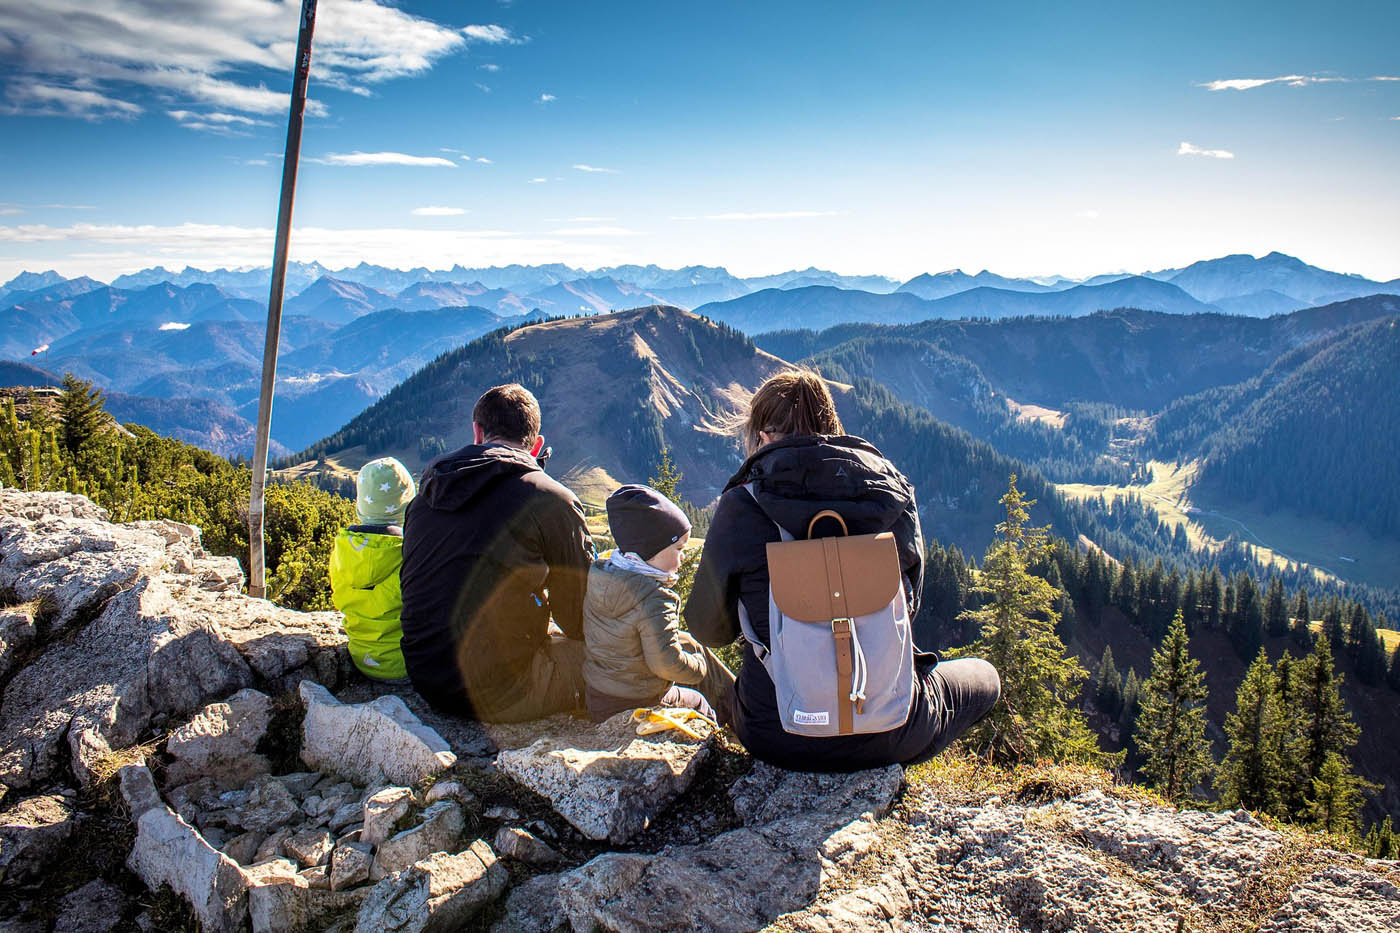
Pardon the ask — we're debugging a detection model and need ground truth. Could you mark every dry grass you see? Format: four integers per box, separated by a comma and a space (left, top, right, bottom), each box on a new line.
906, 749, 1168, 810
85, 739, 160, 788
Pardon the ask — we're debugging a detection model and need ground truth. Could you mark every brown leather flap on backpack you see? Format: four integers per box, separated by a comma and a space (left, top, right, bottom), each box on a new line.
766, 532, 901, 622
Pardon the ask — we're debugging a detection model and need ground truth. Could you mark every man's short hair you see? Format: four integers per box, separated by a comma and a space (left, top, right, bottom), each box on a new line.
473, 384, 541, 445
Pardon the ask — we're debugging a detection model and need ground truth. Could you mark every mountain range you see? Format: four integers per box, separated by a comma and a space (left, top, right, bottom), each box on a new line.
1, 250, 1396, 462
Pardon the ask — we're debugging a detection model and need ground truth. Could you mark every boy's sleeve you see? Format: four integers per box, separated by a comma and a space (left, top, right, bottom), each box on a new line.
636, 585, 707, 685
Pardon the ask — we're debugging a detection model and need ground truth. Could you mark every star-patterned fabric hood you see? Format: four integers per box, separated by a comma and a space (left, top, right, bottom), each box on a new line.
355, 456, 416, 525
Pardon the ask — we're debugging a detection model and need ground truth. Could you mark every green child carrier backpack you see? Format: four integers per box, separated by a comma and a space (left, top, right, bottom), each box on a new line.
738, 485, 917, 736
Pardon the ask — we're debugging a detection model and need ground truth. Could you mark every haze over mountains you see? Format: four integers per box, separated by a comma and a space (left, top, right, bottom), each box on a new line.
1, 250, 1396, 463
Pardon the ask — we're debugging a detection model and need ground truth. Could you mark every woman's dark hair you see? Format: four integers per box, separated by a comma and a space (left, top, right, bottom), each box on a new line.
741, 369, 843, 453
473, 383, 541, 445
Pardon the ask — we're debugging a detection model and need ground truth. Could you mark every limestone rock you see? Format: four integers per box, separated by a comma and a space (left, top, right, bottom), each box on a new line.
501, 762, 904, 933
284, 826, 334, 868
355, 841, 508, 933
274, 772, 321, 797
53, 878, 130, 933
494, 826, 562, 866
372, 801, 465, 879
362, 786, 414, 847
299, 681, 456, 786
0, 793, 76, 882
0, 491, 349, 794
235, 775, 302, 834
0, 605, 37, 681
1260, 864, 1400, 932
222, 830, 266, 867
247, 868, 368, 933
331, 841, 373, 891
165, 688, 272, 787
495, 711, 714, 844
423, 780, 478, 810
120, 763, 248, 933
255, 826, 293, 863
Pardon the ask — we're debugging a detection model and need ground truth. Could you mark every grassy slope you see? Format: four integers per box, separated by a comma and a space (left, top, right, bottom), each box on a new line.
1057, 459, 1400, 592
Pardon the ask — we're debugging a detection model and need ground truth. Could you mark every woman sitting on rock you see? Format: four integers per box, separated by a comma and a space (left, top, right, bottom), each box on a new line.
683, 369, 1000, 772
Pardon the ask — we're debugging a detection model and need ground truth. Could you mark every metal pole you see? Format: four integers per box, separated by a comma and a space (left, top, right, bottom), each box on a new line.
249, 0, 318, 599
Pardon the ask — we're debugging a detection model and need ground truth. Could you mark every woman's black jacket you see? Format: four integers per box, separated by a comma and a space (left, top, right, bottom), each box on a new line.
683, 434, 938, 771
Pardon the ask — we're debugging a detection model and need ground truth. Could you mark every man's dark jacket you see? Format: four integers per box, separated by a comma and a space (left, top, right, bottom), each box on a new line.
399, 443, 593, 716
683, 434, 937, 771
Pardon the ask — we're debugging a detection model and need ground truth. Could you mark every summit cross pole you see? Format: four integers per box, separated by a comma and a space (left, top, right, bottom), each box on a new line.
249, 0, 318, 599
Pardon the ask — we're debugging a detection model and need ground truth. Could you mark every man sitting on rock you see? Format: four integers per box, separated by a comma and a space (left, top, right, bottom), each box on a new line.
400, 383, 595, 721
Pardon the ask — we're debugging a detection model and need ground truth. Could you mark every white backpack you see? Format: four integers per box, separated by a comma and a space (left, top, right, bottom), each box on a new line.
738, 485, 917, 737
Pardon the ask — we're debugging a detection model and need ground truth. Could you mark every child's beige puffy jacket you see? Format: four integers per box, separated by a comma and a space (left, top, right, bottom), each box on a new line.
582, 557, 707, 701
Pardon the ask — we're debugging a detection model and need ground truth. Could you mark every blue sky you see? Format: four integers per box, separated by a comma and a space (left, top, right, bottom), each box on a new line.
1, 0, 1397, 282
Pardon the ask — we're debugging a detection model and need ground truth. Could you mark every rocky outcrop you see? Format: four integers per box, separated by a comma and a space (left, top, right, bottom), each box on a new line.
0, 792, 75, 883
299, 680, 457, 785
2, 489, 1398, 932
356, 842, 508, 932
496, 763, 905, 932
0, 489, 351, 794
772, 785, 1400, 932
496, 711, 715, 844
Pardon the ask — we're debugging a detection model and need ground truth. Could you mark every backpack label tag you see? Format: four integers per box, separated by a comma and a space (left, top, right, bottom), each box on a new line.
792, 709, 829, 726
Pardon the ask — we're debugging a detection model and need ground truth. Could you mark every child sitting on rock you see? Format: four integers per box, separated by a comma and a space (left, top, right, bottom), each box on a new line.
582, 484, 736, 722
330, 457, 416, 681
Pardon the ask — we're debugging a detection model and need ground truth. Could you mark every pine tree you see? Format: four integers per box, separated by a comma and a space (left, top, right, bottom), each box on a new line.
1389, 643, 1400, 693
57, 373, 107, 456
1217, 650, 1283, 814
1307, 752, 1373, 838
1366, 817, 1397, 860
1095, 645, 1123, 716
1120, 668, 1142, 744
1291, 587, 1314, 648
1135, 611, 1213, 801
1296, 636, 1362, 805
1272, 653, 1308, 816
1265, 577, 1288, 638
956, 475, 1107, 765
649, 445, 682, 500
1292, 587, 1311, 628
1202, 569, 1223, 629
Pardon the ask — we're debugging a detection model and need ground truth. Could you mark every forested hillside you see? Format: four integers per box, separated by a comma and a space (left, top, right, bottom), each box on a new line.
758, 296, 1400, 411
1190, 317, 1400, 539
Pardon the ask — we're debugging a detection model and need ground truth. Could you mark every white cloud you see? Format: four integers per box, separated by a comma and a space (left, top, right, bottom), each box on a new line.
1076, 209, 1101, 219
3, 80, 142, 120
0, 208, 21, 216
671, 210, 843, 221
527, 177, 548, 184
0, 221, 635, 281
322, 151, 456, 167
244, 159, 270, 166
411, 206, 467, 216
462, 24, 520, 44
546, 226, 642, 237
1199, 73, 1398, 91
480, 63, 501, 72
167, 108, 270, 134
158, 321, 191, 331
538, 93, 556, 103
545, 216, 618, 223
1177, 141, 1235, 159
475, 157, 493, 164
475, 83, 492, 94
573, 164, 620, 174
0, 0, 469, 119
